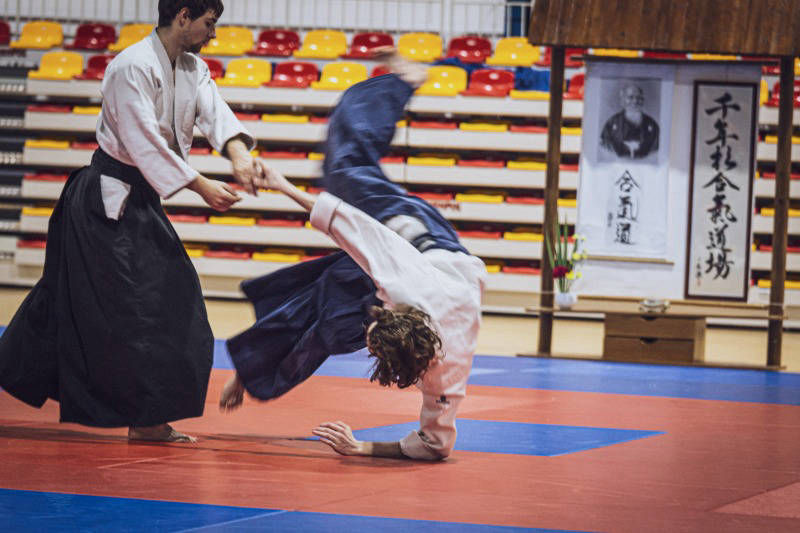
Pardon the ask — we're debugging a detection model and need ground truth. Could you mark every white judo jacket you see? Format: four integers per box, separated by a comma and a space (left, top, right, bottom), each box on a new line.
96, 31, 254, 199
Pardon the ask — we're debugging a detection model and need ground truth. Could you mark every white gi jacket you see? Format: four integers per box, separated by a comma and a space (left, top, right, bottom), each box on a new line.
97, 31, 254, 199
310, 192, 487, 460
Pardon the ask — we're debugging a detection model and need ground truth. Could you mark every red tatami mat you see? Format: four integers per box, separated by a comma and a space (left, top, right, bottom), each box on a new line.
1, 369, 800, 532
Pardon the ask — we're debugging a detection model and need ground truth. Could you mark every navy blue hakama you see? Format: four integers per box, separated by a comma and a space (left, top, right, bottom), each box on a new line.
227, 74, 468, 400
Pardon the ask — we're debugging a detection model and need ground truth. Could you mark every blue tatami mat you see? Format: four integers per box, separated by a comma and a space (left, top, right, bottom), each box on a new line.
213, 341, 800, 405
314, 419, 663, 456
0, 489, 583, 533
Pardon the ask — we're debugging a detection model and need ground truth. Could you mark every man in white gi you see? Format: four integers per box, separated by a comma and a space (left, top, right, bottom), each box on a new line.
0, 0, 263, 443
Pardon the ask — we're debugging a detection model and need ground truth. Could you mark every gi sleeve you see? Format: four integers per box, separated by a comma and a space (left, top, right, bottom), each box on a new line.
194, 64, 255, 156
399, 390, 464, 460
102, 64, 198, 198
309, 192, 438, 305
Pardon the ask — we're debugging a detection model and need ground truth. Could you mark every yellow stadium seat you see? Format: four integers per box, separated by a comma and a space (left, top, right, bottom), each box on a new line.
503, 231, 543, 241
294, 30, 347, 59
261, 114, 309, 123
25, 139, 70, 149
184, 249, 205, 258
28, 51, 83, 80
200, 26, 253, 56
407, 155, 457, 166
591, 48, 639, 57
459, 122, 508, 132
416, 66, 467, 96
484, 263, 503, 273
310, 62, 367, 90
10, 20, 62, 49
208, 216, 257, 226
764, 135, 800, 144
557, 198, 577, 207
73, 106, 102, 115
108, 24, 152, 52
796, 58, 800, 76
486, 37, 539, 66
509, 89, 549, 100
22, 207, 55, 217
397, 33, 442, 62
308, 152, 325, 160
455, 192, 504, 203
253, 251, 302, 262
216, 58, 272, 87
689, 53, 737, 60
561, 127, 582, 135
508, 160, 546, 170
760, 78, 768, 106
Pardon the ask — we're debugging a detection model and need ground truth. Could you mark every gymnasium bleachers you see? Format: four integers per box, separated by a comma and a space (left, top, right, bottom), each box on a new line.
1, 18, 798, 305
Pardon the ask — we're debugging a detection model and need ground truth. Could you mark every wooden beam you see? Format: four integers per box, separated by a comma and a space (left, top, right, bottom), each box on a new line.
536, 45, 565, 356
528, 0, 800, 57
767, 55, 794, 367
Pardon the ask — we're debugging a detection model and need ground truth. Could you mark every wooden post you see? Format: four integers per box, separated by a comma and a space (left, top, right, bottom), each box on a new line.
766, 55, 794, 367
537, 45, 565, 356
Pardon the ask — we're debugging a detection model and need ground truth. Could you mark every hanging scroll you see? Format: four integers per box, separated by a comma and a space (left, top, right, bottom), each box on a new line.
577, 62, 674, 260
685, 81, 757, 301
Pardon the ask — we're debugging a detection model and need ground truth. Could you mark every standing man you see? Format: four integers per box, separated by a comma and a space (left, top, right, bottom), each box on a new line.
0, 0, 261, 442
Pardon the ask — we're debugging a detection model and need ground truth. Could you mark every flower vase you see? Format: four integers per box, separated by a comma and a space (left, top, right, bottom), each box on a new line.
555, 291, 577, 310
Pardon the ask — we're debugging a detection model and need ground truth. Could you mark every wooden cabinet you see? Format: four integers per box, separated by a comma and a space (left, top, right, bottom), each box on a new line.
603, 313, 705, 363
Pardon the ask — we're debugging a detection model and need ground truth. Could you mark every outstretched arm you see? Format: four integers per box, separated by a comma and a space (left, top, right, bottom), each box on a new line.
312, 421, 408, 459
254, 159, 316, 211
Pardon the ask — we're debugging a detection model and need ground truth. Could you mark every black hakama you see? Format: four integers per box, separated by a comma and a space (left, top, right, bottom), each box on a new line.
0, 148, 213, 427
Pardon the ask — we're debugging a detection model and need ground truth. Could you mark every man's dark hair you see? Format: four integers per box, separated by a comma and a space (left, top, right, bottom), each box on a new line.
366, 305, 442, 389
158, 0, 224, 27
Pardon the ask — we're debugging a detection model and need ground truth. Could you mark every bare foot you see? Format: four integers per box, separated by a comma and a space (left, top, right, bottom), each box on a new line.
219, 373, 245, 412
128, 424, 197, 443
371, 46, 428, 89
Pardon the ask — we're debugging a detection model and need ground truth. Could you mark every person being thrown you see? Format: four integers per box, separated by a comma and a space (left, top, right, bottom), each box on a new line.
220, 48, 487, 460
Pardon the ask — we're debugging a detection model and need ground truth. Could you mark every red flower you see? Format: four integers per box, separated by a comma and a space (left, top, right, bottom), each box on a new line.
552, 265, 569, 278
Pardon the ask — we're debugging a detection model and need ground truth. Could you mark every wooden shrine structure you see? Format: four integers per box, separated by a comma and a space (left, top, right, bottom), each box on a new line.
527, 0, 800, 367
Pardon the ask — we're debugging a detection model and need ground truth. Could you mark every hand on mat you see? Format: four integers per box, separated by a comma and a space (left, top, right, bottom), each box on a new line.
189, 175, 241, 211
312, 421, 365, 456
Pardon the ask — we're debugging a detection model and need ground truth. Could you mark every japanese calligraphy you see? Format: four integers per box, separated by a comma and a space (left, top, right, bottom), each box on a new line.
686, 81, 756, 300
611, 170, 639, 245
701, 91, 740, 281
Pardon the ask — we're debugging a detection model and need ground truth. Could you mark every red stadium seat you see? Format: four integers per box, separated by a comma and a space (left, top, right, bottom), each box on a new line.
248, 29, 300, 56
446, 36, 492, 63
65, 22, 116, 50
371, 65, 390, 77
202, 57, 224, 79
564, 73, 584, 100
0, 21, 9, 46
265, 61, 318, 88
461, 69, 514, 97
536, 47, 585, 67
344, 32, 394, 58
74, 54, 114, 80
